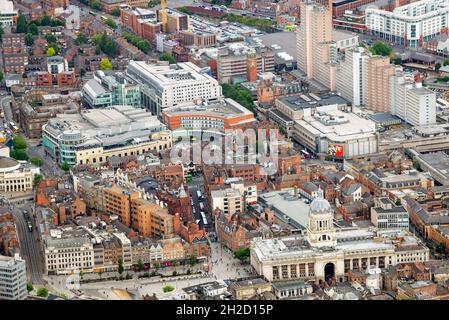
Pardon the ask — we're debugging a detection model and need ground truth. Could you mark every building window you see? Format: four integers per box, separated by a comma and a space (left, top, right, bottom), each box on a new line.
272, 266, 279, 280
290, 264, 297, 278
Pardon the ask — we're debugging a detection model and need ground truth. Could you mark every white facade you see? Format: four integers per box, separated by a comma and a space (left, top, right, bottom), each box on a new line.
0, 0, 17, 27
44, 236, 95, 275
251, 194, 429, 283
127, 61, 221, 116
293, 105, 378, 158
337, 47, 368, 106
366, 0, 449, 47
0, 254, 27, 300
47, 56, 68, 75
211, 181, 257, 214
390, 71, 437, 126
0, 157, 39, 193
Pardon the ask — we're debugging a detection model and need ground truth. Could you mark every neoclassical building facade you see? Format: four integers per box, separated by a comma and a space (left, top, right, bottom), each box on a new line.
251, 190, 429, 284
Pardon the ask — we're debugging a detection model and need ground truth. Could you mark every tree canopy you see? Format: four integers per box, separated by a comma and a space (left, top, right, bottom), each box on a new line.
12, 136, 27, 150
122, 32, 151, 54
76, 33, 88, 45
61, 161, 70, 172
222, 83, 254, 114
162, 285, 174, 293
46, 47, 56, 56
105, 18, 117, 29
92, 32, 118, 57
370, 41, 393, 57
16, 14, 28, 33
100, 58, 112, 70
159, 52, 176, 64
234, 247, 250, 261
37, 287, 49, 298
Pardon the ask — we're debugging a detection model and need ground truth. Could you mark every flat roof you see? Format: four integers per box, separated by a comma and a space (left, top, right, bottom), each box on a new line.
258, 188, 311, 229
295, 108, 377, 141
279, 93, 349, 111
163, 98, 253, 118
417, 152, 449, 179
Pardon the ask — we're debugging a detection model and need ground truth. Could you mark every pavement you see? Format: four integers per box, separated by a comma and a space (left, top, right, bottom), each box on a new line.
44, 240, 253, 299
1, 95, 12, 122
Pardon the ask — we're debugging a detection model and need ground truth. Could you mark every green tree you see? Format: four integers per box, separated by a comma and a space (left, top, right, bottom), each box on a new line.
75, 32, 88, 45
0, 71, 3, 82
222, 83, 254, 113
371, 41, 392, 57
395, 199, 402, 206
41, 15, 52, 26
26, 283, 34, 293
61, 161, 70, 172
111, 8, 121, 16
137, 259, 144, 271
100, 58, 112, 70
16, 14, 28, 33
162, 285, 174, 293
234, 247, 250, 262
47, 42, 61, 55
93, 32, 118, 57
27, 23, 39, 36
45, 33, 57, 44
91, 0, 101, 10
50, 18, 65, 27
172, 270, 178, 276
37, 287, 49, 298
435, 63, 442, 71
105, 18, 117, 29
393, 57, 402, 65
0, 25, 4, 39
189, 255, 196, 266
159, 52, 176, 64
12, 136, 27, 150
46, 46, 56, 56
10, 149, 28, 161
25, 33, 34, 46
33, 174, 43, 187
117, 258, 124, 274
443, 59, 449, 66
148, 0, 161, 7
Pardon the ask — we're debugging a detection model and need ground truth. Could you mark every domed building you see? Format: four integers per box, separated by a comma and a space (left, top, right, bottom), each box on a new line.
306, 189, 337, 248
251, 190, 430, 288
0, 155, 40, 193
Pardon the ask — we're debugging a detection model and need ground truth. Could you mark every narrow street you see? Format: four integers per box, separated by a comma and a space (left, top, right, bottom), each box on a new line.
11, 202, 45, 285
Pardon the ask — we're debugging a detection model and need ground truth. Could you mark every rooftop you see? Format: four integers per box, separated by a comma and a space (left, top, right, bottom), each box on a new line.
279, 92, 349, 111
258, 189, 312, 230
163, 98, 254, 119
295, 107, 377, 141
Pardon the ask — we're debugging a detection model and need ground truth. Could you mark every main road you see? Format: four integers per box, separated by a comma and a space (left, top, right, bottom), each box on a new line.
11, 202, 45, 285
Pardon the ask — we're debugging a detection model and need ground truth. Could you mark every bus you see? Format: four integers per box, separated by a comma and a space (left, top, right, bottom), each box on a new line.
301, 149, 311, 160
197, 190, 202, 200
89, 11, 95, 16
9, 122, 19, 134
201, 212, 208, 226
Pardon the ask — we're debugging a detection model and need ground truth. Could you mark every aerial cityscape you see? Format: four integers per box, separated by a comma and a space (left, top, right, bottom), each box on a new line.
2, 0, 449, 304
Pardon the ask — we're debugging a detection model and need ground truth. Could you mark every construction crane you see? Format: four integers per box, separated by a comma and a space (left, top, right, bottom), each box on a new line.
161, 0, 167, 32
